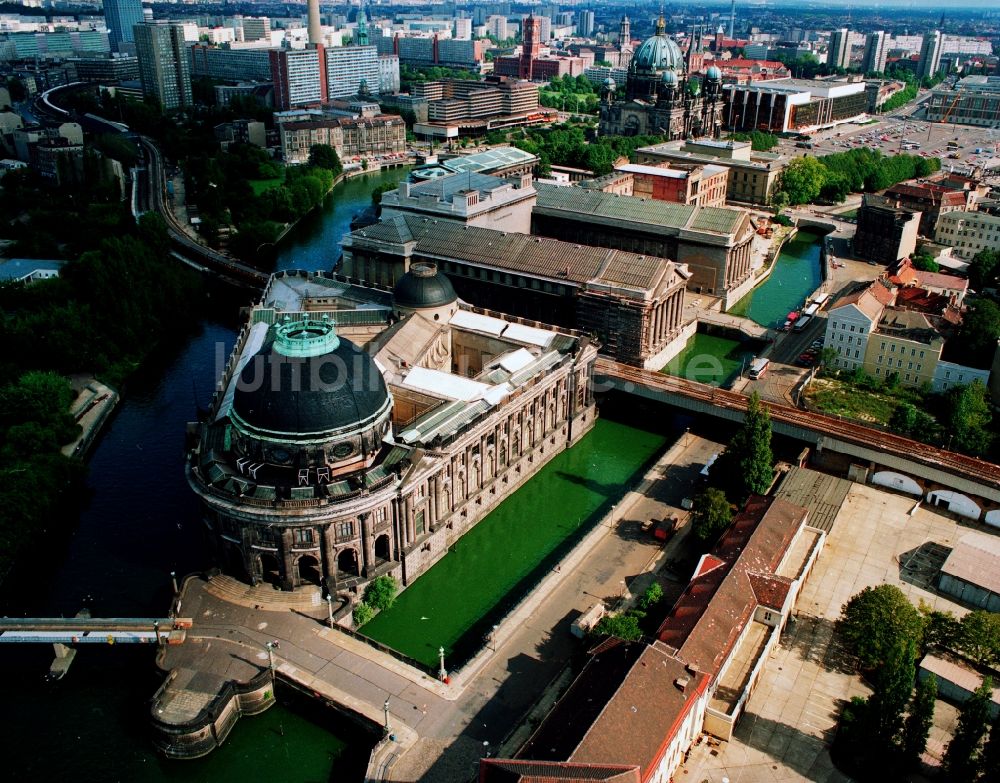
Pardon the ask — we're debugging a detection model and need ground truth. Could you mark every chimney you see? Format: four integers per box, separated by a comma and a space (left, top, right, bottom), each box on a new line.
307, 0, 322, 45
674, 676, 690, 692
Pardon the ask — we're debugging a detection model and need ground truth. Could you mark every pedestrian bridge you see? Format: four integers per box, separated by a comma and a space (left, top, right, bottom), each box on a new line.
595, 358, 1000, 505
0, 617, 191, 645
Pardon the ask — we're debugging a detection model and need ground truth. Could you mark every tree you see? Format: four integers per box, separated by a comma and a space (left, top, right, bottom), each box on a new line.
919, 602, 961, 652
592, 611, 643, 641
839, 584, 925, 671
867, 635, 918, 749
901, 673, 937, 769
968, 249, 1000, 291
981, 707, 1000, 783
948, 381, 993, 456
353, 601, 375, 627
371, 182, 396, 206
957, 299, 1000, 365
308, 144, 342, 176
638, 581, 663, 610
911, 253, 940, 273
943, 676, 993, 782
957, 610, 1000, 667
889, 402, 918, 436
691, 487, 733, 544
737, 391, 774, 496
363, 575, 398, 611
778, 156, 827, 205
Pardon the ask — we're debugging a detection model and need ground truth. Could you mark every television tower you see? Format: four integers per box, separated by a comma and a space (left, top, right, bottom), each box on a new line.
729, 0, 736, 40
307, 0, 322, 45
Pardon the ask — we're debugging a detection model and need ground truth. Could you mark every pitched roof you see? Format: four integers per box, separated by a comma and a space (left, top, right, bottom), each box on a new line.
479, 759, 640, 783
516, 639, 708, 780
657, 496, 807, 678
533, 183, 748, 239
831, 281, 891, 323
347, 215, 681, 297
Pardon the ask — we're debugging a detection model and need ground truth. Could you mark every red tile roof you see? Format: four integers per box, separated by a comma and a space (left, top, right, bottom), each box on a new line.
656, 496, 807, 678
480, 759, 641, 782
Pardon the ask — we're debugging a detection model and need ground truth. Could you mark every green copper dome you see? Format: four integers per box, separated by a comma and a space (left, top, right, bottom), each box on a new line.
631, 17, 684, 72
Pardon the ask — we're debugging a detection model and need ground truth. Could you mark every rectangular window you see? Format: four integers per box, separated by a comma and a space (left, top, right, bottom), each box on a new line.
294, 528, 313, 545
415, 510, 425, 536
875, 368, 881, 375
337, 521, 353, 538
881, 342, 886, 350
908, 362, 913, 370
905, 373, 911, 382
855, 350, 860, 359
375, 507, 387, 523
850, 325, 856, 332
890, 345, 896, 353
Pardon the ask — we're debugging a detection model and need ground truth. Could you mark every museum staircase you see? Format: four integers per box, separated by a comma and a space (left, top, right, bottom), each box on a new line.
204, 574, 324, 612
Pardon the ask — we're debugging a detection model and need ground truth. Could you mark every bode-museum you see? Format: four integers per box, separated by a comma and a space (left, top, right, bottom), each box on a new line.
599, 15, 724, 139
186, 266, 597, 594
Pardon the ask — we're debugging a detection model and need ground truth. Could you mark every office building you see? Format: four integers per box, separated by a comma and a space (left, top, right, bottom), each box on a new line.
189, 45, 273, 83
635, 139, 787, 206
926, 75, 1000, 126
935, 210, 1000, 262
326, 45, 380, 99
486, 16, 509, 41
853, 194, 920, 265
279, 114, 405, 164
240, 18, 271, 43
454, 18, 472, 40
827, 28, 851, 70
862, 31, 888, 74
577, 10, 595, 38
70, 54, 139, 83
614, 162, 729, 208
104, 0, 143, 53
379, 55, 400, 94
723, 79, 868, 134
918, 31, 943, 80
134, 22, 193, 111
270, 48, 325, 110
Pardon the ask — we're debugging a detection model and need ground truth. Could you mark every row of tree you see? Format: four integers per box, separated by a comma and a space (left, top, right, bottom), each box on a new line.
835, 584, 1000, 780
183, 143, 341, 259
728, 130, 779, 152
774, 149, 941, 207
691, 391, 775, 546
505, 123, 670, 177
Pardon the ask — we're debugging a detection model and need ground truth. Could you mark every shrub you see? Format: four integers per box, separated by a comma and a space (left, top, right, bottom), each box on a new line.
363, 575, 398, 611
352, 601, 375, 627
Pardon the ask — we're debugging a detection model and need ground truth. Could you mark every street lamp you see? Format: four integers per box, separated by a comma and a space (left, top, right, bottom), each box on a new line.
265, 641, 276, 677
170, 570, 178, 595
491, 624, 498, 652
619, 579, 626, 600
383, 696, 391, 735
326, 594, 334, 628
438, 646, 447, 681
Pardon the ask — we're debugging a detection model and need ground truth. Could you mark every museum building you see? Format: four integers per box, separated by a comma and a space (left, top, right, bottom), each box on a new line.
186, 266, 598, 594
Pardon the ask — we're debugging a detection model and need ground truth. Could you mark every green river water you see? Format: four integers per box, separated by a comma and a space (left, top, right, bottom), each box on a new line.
361, 419, 669, 668
729, 228, 825, 327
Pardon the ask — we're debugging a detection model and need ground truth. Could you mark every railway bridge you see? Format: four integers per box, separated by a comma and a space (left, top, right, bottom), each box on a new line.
596, 358, 1000, 522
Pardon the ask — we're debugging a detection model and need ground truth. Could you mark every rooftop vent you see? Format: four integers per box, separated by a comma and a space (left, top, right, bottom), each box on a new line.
675, 677, 690, 691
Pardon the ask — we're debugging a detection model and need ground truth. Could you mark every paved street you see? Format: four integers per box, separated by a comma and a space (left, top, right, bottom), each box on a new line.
163, 432, 724, 781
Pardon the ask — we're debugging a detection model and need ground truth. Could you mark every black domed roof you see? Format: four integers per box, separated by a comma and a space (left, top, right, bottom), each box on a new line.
393, 262, 457, 309
232, 321, 390, 436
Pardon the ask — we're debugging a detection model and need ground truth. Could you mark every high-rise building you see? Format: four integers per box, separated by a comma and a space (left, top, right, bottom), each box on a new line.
133, 22, 192, 111
454, 18, 472, 40
577, 10, 594, 38
241, 17, 270, 43
520, 15, 541, 81
104, 0, 143, 52
918, 30, 943, 79
270, 48, 325, 110
862, 30, 888, 74
828, 28, 851, 70
326, 45, 380, 98
487, 16, 509, 41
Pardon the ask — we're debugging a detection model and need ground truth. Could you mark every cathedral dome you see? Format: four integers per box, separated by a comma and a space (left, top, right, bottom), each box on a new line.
661, 70, 678, 87
706, 65, 722, 81
631, 18, 684, 72
232, 318, 391, 438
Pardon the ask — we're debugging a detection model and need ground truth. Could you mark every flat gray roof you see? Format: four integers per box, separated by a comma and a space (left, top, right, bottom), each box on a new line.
774, 466, 853, 533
